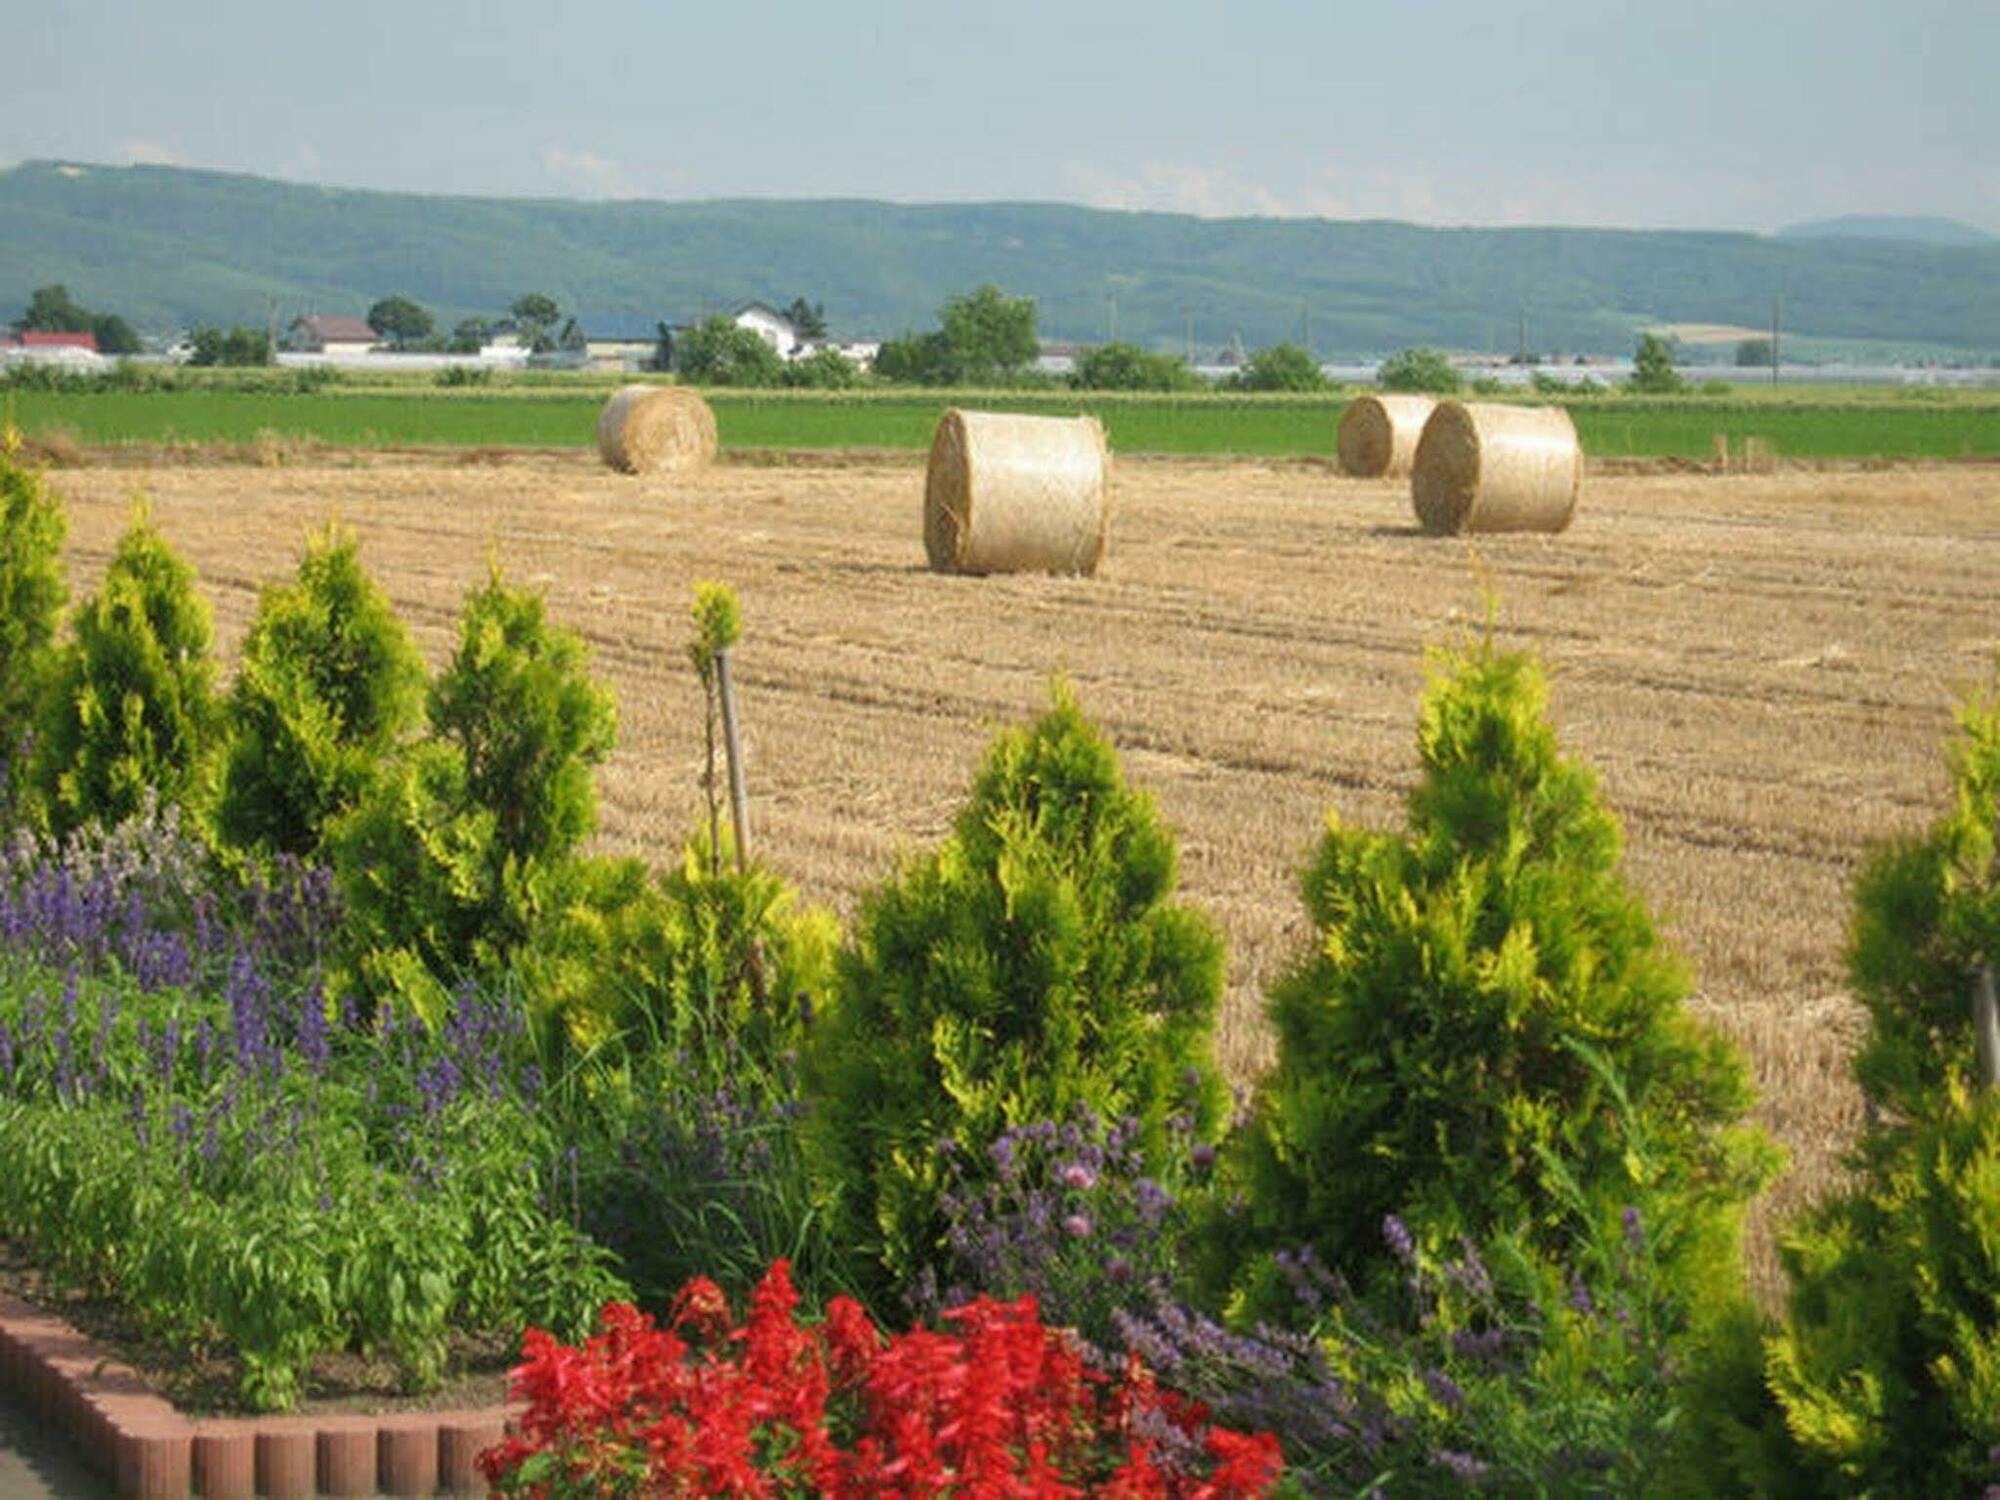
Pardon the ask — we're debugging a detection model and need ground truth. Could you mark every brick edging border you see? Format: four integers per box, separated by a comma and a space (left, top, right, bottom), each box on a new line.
0, 1290, 518, 1498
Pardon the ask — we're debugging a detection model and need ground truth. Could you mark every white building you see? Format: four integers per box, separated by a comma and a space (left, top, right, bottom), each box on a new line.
728, 302, 801, 359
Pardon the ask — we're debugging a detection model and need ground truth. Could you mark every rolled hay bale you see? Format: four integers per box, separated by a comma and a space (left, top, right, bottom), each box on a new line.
1337, 393, 1435, 478
923, 409, 1111, 576
595, 385, 718, 475
1410, 401, 1582, 535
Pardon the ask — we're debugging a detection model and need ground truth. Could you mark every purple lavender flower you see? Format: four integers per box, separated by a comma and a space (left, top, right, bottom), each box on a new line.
1569, 1271, 1596, 1317
1423, 1369, 1465, 1411
1622, 1205, 1645, 1255
1383, 1214, 1417, 1266
1432, 1448, 1488, 1484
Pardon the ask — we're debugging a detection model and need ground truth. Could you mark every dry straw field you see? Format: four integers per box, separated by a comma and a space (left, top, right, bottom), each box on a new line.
48, 452, 2000, 1275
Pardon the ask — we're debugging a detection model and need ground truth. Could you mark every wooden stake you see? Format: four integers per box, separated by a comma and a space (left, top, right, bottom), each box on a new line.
715, 647, 750, 871
1976, 963, 2000, 1091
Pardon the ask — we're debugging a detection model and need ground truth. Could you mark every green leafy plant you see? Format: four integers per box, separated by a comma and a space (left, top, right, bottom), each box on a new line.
214, 523, 426, 857
31, 506, 218, 837
803, 685, 1227, 1297
1071, 342, 1204, 392
674, 316, 787, 387
0, 422, 67, 772
1215, 638, 1777, 1317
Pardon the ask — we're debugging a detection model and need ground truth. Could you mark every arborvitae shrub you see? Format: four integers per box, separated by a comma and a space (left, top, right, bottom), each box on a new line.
1217, 640, 1776, 1316
533, 833, 836, 1078
330, 569, 616, 1008
802, 686, 1227, 1297
1752, 675, 2000, 1495
214, 525, 426, 856
32, 506, 217, 837
0, 425, 67, 771
428, 571, 616, 866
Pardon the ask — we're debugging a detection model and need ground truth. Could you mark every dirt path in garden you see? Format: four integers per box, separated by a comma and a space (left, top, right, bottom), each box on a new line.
44, 454, 2000, 1290
0, 1391, 109, 1498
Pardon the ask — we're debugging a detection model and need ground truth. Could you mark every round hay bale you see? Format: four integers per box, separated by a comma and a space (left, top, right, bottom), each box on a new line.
1337, 393, 1435, 478
923, 409, 1111, 576
595, 385, 718, 475
1410, 401, 1582, 535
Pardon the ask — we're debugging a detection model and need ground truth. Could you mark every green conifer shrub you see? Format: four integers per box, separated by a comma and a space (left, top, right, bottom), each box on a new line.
32, 506, 218, 836
330, 569, 616, 1009
214, 524, 426, 856
0, 425, 68, 778
1751, 675, 2000, 1495
1215, 639, 1777, 1316
801, 686, 1227, 1296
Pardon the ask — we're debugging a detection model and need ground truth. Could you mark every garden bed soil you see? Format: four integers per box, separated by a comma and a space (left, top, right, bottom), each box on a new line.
0, 1241, 514, 1419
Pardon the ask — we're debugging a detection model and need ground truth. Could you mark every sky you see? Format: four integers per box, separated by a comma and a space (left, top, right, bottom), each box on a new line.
4, 0, 1995, 233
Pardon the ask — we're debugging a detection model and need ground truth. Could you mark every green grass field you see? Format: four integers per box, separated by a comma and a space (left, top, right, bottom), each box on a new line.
8, 384, 1998, 461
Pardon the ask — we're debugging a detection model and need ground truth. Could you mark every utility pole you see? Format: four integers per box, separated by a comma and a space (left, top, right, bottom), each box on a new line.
1771, 294, 1782, 387
1301, 304, 1312, 355
1518, 304, 1529, 363
1184, 308, 1194, 366
1107, 291, 1118, 344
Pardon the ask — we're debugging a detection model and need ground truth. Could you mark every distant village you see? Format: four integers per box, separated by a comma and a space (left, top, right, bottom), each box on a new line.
0, 300, 886, 376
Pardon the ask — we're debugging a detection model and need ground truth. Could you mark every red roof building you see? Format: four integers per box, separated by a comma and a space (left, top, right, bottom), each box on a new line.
4, 330, 99, 351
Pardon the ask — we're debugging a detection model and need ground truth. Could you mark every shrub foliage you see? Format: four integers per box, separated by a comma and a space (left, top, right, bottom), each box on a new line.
0, 425, 67, 763
1218, 639, 1776, 1313
1757, 674, 2000, 1494
31, 507, 217, 837
804, 686, 1226, 1294
215, 525, 426, 856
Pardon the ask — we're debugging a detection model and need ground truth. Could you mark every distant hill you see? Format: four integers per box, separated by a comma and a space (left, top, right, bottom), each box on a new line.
1777, 214, 1996, 248
3, 161, 1998, 357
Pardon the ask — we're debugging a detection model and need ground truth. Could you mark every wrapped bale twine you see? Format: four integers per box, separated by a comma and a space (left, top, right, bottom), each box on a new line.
924, 409, 1112, 576
1410, 401, 1582, 535
1337, 393, 1435, 478
595, 385, 718, 475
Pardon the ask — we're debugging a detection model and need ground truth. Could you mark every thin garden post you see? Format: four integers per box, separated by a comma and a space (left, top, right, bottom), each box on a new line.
1975, 963, 2000, 1091
715, 646, 750, 872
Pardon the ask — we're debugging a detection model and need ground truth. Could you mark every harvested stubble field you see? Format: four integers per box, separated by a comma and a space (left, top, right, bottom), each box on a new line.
46, 452, 2000, 1287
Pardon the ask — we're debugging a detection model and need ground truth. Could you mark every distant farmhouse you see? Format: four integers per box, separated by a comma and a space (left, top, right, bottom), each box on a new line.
656, 302, 878, 370
285, 315, 378, 356
0, 329, 106, 371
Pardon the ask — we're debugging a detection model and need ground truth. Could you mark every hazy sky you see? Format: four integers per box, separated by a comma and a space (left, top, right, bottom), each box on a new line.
5, 0, 1994, 232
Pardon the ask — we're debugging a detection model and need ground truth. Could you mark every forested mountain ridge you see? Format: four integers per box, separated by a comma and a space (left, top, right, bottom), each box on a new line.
4, 160, 1996, 356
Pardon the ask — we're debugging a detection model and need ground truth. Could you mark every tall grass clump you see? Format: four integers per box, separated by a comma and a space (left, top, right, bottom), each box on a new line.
803, 685, 1227, 1299
214, 524, 426, 857
1213, 638, 1779, 1318
30, 505, 218, 838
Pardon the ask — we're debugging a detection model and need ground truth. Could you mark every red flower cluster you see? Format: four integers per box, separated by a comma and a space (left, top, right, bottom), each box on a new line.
480, 1260, 1281, 1498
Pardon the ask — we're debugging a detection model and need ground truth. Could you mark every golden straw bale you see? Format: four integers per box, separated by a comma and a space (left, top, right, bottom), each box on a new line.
1410, 401, 1582, 535
595, 385, 718, 475
923, 409, 1112, 576
1337, 394, 1435, 478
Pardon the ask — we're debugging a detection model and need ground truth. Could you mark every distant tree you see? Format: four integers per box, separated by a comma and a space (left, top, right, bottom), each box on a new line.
1734, 337, 1775, 368
14, 285, 141, 353
558, 318, 586, 353
1629, 332, 1686, 394
1377, 346, 1463, 395
366, 295, 435, 348
1072, 341, 1203, 392
1238, 342, 1331, 392
14, 284, 91, 335
783, 297, 828, 340
91, 314, 141, 355
447, 318, 491, 355
674, 316, 786, 387
186, 325, 274, 367
872, 330, 957, 385
939, 284, 1038, 383
645, 322, 676, 373
782, 345, 861, 389
509, 293, 562, 353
